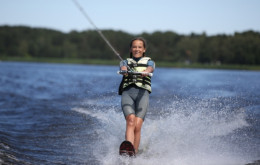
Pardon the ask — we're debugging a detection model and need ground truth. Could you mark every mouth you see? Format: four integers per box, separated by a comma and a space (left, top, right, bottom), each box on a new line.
133, 51, 141, 55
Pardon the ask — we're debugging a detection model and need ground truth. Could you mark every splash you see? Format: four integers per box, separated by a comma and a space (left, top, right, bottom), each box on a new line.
73, 97, 251, 165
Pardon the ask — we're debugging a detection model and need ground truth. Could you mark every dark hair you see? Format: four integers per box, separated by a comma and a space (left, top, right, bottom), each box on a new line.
129, 37, 147, 58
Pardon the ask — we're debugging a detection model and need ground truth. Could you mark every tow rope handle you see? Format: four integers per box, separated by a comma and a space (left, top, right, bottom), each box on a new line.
117, 70, 153, 77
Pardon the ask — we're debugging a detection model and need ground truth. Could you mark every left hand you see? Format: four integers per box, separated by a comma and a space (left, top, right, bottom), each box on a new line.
141, 66, 153, 77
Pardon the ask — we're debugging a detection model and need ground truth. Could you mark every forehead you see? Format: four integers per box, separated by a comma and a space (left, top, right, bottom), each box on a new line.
131, 40, 144, 46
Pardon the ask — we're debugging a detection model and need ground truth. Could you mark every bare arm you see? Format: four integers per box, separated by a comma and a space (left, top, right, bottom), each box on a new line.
120, 64, 154, 76
120, 66, 128, 71
143, 66, 154, 73
141, 66, 153, 76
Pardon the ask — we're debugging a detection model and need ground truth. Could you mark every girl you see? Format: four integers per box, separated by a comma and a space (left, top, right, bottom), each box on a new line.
119, 37, 155, 153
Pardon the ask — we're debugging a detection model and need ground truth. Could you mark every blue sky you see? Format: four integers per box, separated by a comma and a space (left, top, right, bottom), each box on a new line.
1, 0, 260, 35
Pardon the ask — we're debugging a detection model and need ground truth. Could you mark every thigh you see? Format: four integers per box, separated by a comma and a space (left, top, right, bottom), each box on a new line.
121, 91, 135, 118
135, 90, 149, 120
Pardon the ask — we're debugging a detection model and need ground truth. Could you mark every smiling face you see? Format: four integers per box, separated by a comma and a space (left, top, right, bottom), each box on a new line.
130, 39, 146, 58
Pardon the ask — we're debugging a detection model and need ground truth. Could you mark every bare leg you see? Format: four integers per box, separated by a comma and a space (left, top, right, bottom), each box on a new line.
125, 114, 143, 153
125, 114, 136, 145
134, 117, 143, 153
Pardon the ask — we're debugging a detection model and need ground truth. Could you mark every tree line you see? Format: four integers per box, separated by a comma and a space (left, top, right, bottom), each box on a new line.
0, 25, 260, 65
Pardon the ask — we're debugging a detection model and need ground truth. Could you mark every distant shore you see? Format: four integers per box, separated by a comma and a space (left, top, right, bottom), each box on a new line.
1, 56, 260, 70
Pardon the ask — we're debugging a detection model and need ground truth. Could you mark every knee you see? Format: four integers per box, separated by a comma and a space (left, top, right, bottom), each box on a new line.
134, 124, 142, 133
126, 115, 136, 127
134, 118, 143, 133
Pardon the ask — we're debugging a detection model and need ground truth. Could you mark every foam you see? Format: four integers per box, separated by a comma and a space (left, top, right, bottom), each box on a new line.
73, 98, 251, 165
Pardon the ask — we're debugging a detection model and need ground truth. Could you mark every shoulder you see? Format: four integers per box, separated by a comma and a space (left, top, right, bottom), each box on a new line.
139, 57, 151, 63
144, 57, 155, 63
142, 57, 151, 61
120, 60, 128, 67
145, 57, 155, 69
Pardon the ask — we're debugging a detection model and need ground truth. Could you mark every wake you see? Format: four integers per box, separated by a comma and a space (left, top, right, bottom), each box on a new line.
73, 97, 252, 165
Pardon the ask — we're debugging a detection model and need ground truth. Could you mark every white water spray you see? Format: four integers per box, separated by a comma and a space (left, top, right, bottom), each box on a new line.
73, 97, 251, 165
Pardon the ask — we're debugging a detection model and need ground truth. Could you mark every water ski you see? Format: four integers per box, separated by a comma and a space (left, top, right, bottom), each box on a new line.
119, 141, 135, 157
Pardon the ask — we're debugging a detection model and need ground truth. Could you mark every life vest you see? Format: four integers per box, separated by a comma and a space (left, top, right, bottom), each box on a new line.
120, 57, 152, 94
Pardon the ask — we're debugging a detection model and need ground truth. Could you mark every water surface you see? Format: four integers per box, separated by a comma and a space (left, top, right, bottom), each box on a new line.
0, 62, 259, 165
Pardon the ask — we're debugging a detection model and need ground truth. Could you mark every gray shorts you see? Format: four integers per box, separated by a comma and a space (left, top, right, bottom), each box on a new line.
121, 85, 149, 120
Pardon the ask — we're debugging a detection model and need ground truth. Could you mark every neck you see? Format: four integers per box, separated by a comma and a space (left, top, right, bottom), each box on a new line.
133, 57, 142, 62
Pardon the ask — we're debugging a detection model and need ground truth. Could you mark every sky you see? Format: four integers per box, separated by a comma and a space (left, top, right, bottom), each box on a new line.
0, 0, 260, 35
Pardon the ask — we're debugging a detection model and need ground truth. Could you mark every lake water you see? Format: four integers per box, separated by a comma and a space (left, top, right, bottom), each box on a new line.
0, 62, 259, 165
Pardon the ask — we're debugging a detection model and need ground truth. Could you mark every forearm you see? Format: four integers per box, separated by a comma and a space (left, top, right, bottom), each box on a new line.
144, 66, 154, 73
121, 66, 128, 71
